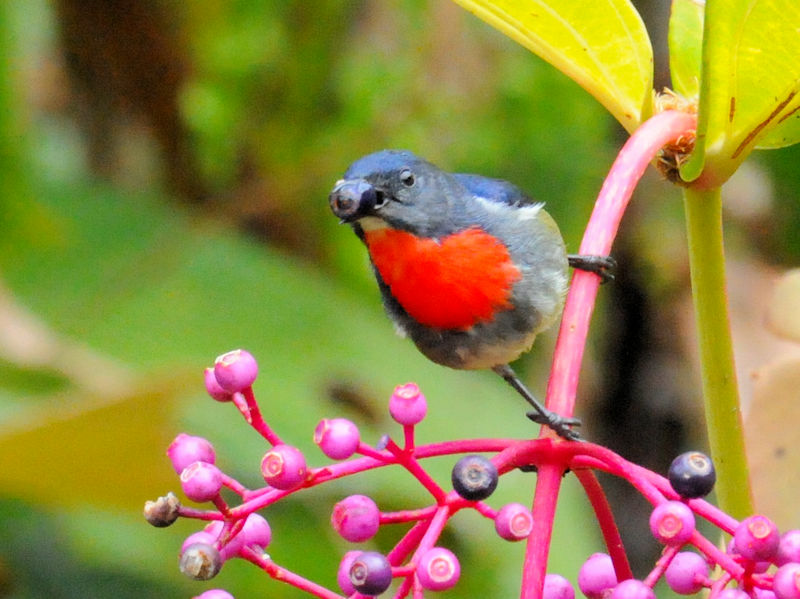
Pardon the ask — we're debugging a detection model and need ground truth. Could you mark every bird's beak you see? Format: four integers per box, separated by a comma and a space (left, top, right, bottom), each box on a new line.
329, 178, 380, 223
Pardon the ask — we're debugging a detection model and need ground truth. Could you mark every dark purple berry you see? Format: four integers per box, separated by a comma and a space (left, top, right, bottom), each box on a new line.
179, 542, 222, 580
349, 551, 392, 595
578, 553, 617, 599
734, 515, 780, 562
610, 579, 655, 599
144, 492, 181, 527
664, 551, 709, 594
543, 573, 575, 599
331, 494, 380, 542
668, 451, 716, 498
416, 547, 460, 591
451, 454, 498, 501
649, 501, 695, 546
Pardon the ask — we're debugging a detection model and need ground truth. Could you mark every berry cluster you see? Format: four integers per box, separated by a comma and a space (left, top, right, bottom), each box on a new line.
144, 349, 796, 599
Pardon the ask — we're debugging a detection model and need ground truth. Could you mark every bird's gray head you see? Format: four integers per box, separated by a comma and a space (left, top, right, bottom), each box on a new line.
328, 150, 461, 237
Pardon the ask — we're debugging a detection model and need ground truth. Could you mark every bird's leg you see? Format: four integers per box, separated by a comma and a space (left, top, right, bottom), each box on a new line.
568, 254, 617, 283
492, 364, 582, 441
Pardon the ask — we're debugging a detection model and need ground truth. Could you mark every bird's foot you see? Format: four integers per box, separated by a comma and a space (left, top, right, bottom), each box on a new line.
568, 254, 617, 283
526, 410, 583, 441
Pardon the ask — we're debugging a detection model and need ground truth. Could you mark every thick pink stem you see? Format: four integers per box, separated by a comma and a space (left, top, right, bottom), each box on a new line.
544, 110, 698, 422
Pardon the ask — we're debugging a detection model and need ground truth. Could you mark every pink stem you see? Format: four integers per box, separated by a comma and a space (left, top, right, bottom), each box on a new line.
240, 546, 344, 599
544, 110, 698, 422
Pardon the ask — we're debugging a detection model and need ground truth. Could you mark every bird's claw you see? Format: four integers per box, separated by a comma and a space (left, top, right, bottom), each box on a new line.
568, 254, 617, 283
526, 410, 583, 441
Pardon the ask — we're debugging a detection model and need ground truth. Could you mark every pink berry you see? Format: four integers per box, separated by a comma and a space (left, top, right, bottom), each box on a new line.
168, 433, 216, 474
204, 367, 232, 402
193, 591, 234, 599
543, 573, 575, 599
716, 589, 750, 599
331, 494, 380, 542
777, 530, 800, 566
774, 563, 800, 599
664, 551, 709, 595
314, 418, 360, 459
337, 551, 362, 595
578, 553, 617, 599
349, 551, 393, 596
649, 501, 696, 546
261, 444, 307, 490
240, 513, 272, 550
180, 542, 222, 580
416, 547, 460, 591
734, 515, 780, 561
181, 530, 218, 555
610, 579, 655, 599
494, 502, 533, 541
388, 382, 427, 425
180, 461, 223, 502
213, 349, 258, 392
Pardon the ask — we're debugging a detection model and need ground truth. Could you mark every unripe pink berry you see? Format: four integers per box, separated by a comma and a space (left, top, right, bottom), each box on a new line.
331, 494, 380, 542
337, 551, 362, 595
388, 382, 427, 425
544, 573, 575, 599
168, 433, 216, 474
649, 501, 695, 546
240, 513, 272, 550
610, 579, 655, 599
181, 530, 218, 555
578, 553, 617, 599
664, 551, 709, 595
213, 349, 258, 392
193, 590, 234, 599
416, 547, 460, 591
204, 367, 232, 401
734, 515, 780, 562
180, 461, 223, 502
314, 418, 360, 459
261, 444, 307, 490
716, 589, 750, 599
774, 563, 800, 599
777, 530, 800, 566
495, 502, 534, 541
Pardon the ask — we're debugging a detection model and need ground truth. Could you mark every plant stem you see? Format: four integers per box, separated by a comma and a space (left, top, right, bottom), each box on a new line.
683, 186, 753, 519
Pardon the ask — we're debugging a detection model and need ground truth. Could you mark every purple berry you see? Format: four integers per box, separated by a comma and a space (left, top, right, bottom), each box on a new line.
331, 494, 380, 542
543, 573, 575, 599
144, 492, 181, 527
388, 382, 428, 425
774, 563, 800, 599
193, 591, 234, 599
168, 433, 216, 474
649, 501, 696, 546
213, 349, 258, 392
734, 515, 780, 561
261, 444, 307, 490
716, 589, 750, 599
349, 551, 392, 595
180, 461, 223, 502
180, 542, 222, 580
664, 551, 709, 594
610, 579, 655, 599
578, 553, 618, 599
314, 418, 360, 459
668, 451, 716, 498
337, 551, 362, 595
495, 502, 533, 541
777, 530, 800, 566
451, 454, 498, 501
416, 547, 460, 591
204, 367, 232, 402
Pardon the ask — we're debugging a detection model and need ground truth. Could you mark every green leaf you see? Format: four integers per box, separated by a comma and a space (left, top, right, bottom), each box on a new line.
451, 0, 653, 132
681, 0, 800, 186
668, 0, 704, 99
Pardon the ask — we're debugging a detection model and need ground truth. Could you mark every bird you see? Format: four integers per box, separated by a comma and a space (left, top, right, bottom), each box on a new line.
328, 150, 612, 440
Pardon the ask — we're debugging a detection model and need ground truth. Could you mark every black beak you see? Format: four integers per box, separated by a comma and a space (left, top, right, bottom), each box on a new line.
329, 179, 380, 223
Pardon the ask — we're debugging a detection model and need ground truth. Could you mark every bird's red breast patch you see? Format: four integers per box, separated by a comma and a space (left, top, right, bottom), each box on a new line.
364, 227, 521, 330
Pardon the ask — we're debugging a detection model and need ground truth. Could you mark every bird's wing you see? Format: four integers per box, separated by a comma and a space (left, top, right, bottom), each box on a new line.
453, 173, 536, 208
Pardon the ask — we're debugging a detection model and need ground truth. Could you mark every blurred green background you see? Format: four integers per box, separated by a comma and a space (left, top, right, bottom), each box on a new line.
2, 1, 799, 597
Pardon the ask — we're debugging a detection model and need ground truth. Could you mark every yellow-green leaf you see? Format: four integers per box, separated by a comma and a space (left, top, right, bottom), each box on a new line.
668, 0, 704, 99
681, 0, 800, 186
451, 0, 653, 132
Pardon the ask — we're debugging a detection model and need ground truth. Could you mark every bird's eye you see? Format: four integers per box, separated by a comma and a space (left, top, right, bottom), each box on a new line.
399, 169, 415, 187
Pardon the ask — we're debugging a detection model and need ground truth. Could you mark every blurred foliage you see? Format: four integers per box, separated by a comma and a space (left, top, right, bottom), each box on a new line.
2, 0, 800, 597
